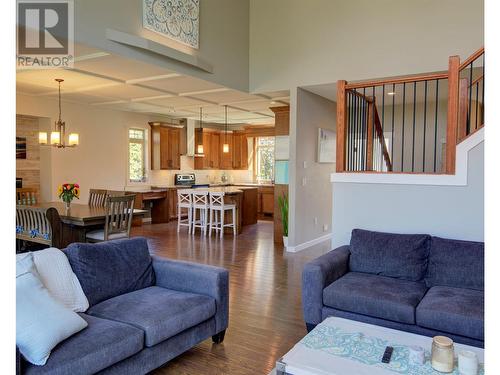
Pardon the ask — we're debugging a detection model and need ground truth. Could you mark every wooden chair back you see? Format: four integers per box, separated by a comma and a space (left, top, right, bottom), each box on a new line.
88, 189, 108, 207
16, 188, 38, 205
16, 205, 62, 247
104, 195, 136, 241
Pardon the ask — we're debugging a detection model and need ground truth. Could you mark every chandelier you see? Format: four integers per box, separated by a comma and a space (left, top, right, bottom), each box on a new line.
38, 79, 79, 148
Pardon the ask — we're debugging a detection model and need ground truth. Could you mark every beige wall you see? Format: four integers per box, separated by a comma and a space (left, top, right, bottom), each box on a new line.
249, 0, 484, 92
289, 88, 336, 247
16, 93, 253, 203
75, 0, 250, 92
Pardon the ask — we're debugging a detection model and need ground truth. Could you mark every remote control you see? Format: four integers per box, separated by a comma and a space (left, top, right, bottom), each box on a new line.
381, 346, 394, 364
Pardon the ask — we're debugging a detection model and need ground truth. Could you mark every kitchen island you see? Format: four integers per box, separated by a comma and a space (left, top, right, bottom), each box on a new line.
124, 185, 258, 234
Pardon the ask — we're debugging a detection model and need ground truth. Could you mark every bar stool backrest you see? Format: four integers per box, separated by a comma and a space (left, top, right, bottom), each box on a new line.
209, 192, 225, 207
192, 191, 209, 206
177, 189, 193, 205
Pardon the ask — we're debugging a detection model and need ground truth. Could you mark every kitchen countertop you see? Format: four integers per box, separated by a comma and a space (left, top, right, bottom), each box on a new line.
124, 183, 274, 192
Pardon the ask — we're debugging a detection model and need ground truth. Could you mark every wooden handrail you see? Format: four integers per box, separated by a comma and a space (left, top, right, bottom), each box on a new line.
373, 106, 393, 171
345, 72, 448, 90
470, 74, 484, 88
459, 47, 484, 70
446, 55, 460, 174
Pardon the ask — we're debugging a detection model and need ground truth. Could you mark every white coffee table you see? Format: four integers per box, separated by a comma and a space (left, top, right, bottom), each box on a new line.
275, 317, 484, 375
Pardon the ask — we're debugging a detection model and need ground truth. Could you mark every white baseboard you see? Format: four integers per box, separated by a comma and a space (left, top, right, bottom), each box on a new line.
286, 233, 332, 253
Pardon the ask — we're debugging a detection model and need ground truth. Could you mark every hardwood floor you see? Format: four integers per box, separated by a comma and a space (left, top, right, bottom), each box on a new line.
131, 221, 330, 375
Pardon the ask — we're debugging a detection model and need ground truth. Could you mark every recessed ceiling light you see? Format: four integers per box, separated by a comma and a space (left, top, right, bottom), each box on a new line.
387, 92, 396, 96
270, 101, 276, 104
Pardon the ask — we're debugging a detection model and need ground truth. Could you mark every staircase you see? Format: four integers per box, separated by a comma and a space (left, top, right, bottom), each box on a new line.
336, 47, 484, 175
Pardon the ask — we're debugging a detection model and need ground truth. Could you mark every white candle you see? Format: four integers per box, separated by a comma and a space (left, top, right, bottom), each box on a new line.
458, 350, 479, 375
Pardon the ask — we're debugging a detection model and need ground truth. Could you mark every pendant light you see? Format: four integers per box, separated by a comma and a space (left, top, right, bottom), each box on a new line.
195, 107, 205, 157
39, 79, 79, 148
222, 105, 229, 153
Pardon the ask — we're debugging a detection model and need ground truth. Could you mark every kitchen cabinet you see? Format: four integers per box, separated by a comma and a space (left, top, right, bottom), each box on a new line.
150, 124, 181, 170
258, 186, 274, 219
232, 131, 248, 170
168, 188, 178, 220
209, 132, 220, 169
220, 133, 233, 169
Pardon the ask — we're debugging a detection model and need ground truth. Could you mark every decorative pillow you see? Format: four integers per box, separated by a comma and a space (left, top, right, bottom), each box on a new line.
16, 252, 39, 278
16, 268, 88, 366
16, 249, 89, 312
64, 237, 155, 306
425, 236, 484, 290
349, 229, 431, 282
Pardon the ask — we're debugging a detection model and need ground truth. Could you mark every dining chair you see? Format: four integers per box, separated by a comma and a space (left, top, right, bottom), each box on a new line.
88, 189, 109, 207
192, 191, 210, 236
86, 195, 136, 242
209, 192, 237, 238
16, 188, 38, 205
16, 205, 62, 252
177, 189, 193, 233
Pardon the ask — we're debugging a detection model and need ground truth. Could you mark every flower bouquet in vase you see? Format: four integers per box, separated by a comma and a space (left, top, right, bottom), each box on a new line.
58, 183, 80, 210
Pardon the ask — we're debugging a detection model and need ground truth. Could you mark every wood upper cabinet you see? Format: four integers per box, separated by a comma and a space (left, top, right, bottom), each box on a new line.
220, 133, 233, 170
232, 131, 248, 170
194, 129, 211, 170
209, 132, 220, 169
150, 124, 181, 170
194, 129, 247, 170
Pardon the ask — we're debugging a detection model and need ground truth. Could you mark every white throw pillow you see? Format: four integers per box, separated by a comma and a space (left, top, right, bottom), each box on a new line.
16, 249, 89, 312
16, 264, 88, 365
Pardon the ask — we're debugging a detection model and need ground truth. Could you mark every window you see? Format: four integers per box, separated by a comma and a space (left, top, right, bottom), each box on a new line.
128, 128, 146, 182
255, 137, 275, 182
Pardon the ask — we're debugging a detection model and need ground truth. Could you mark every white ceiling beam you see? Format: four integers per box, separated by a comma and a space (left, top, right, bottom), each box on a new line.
74, 51, 111, 62
178, 87, 229, 97
125, 73, 181, 84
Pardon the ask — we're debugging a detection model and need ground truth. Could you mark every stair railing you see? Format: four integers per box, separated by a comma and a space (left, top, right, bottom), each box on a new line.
337, 47, 484, 175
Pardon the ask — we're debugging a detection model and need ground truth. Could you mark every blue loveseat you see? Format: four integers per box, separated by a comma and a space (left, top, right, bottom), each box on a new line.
302, 229, 484, 347
17, 237, 229, 375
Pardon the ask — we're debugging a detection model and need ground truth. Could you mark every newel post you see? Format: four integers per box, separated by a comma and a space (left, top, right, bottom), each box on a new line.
336, 80, 347, 172
446, 56, 460, 174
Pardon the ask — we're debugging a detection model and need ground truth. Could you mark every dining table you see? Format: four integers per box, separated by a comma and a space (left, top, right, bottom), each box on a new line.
32, 202, 147, 248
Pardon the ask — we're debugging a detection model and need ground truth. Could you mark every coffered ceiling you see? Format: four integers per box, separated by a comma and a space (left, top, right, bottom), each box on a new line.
16, 44, 289, 125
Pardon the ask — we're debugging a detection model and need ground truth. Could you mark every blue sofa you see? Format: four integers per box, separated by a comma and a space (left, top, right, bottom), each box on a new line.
302, 229, 484, 347
17, 237, 229, 375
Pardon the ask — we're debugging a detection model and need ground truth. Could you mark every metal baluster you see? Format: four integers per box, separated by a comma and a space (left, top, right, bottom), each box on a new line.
372, 86, 376, 171
475, 80, 479, 131
382, 84, 385, 170
401, 82, 406, 172
411, 82, 417, 172
391, 83, 395, 169
433, 79, 439, 173
467, 61, 473, 135
361, 88, 366, 170
422, 80, 428, 172
348, 91, 353, 170
481, 54, 485, 126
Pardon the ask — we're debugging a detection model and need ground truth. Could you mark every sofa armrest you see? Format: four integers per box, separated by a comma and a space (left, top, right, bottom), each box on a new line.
302, 245, 350, 325
152, 256, 229, 334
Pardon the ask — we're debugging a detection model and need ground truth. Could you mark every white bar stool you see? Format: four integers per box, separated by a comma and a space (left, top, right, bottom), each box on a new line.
209, 192, 237, 238
177, 189, 193, 233
192, 190, 210, 236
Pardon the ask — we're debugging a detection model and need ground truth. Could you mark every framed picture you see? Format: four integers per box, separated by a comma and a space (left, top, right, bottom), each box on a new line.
143, 0, 200, 49
16, 137, 27, 159
317, 128, 336, 163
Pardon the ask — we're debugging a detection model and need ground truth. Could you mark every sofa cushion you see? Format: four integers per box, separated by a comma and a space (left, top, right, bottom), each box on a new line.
323, 272, 428, 324
24, 314, 144, 375
425, 237, 484, 290
88, 286, 216, 347
416, 286, 484, 340
349, 229, 431, 281
64, 237, 155, 306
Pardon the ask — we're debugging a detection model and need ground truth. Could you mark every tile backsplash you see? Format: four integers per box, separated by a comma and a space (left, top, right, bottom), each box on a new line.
148, 155, 253, 186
